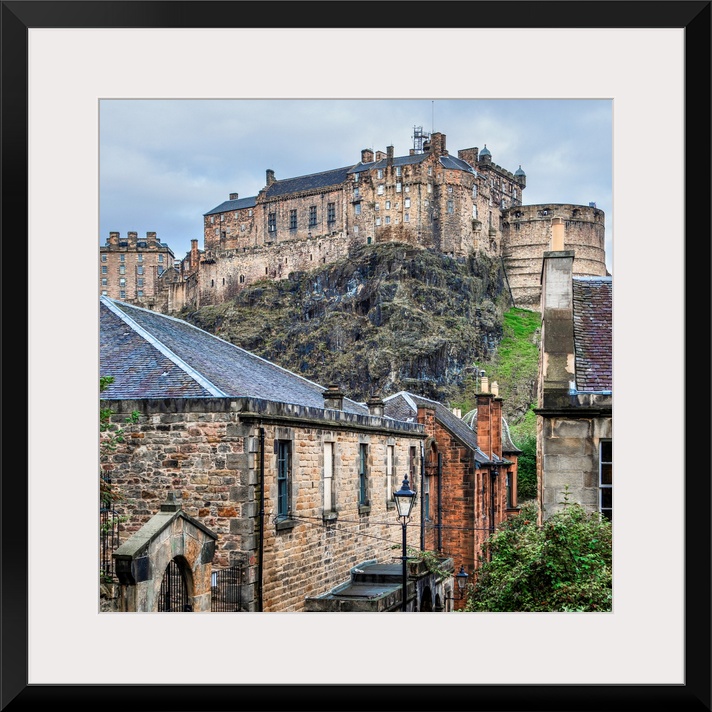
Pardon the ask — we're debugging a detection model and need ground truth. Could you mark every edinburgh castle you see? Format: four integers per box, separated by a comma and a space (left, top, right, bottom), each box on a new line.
100, 128, 607, 314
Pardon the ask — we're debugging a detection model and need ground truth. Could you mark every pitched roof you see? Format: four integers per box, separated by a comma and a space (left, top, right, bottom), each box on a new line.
204, 195, 257, 216
99, 296, 369, 414
572, 277, 612, 392
462, 409, 522, 454
264, 166, 355, 198
383, 392, 491, 465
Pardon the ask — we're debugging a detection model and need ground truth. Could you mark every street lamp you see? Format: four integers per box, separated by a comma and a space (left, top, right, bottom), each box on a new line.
393, 474, 417, 612
445, 565, 470, 609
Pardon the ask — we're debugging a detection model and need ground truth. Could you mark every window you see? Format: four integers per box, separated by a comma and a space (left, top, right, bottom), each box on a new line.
101, 290, 108, 296
599, 440, 612, 520
137, 253, 143, 262
101, 254, 107, 262
119, 291, 126, 299
395, 166, 402, 177
448, 185, 453, 193
386, 445, 395, 501
376, 217, 382, 226
353, 187, 360, 199
137, 290, 144, 297
473, 185, 478, 198
324, 442, 335, 513
385, 200, 390, 210
268, 212, 276, 233
101, 265, 107, 275
409, 446, 417, 490
354, 226, 359, 234
424, 475, 430, 520
404, 185, 409, 193
513, 188, 518, 200
137, 265, 144, 275
353, 172, 359, 183
158, 254, 164, 263
309, 206, 317, 227
404, 213, 410, 222
210, 216, 215, 224
359, 444, 369, 505
385, 216, 391, 225
427, 183, 432, 194
395, 182, 402, 193
377, 184, 384, 195
157, 267, 164, 276
119, 265, 126, 275
277, 440, 291, 518
101, 278, 107, 287
137, 278, 144, 288
377, 169, 383, 179
404, 197, 410, 208
248, 209, 253, 217
447, 200, 454, 214
289, 209, 297, 230
120, 254, 125, 262
354, 203, 361, 215
327, 202, 335, 223
428, 166, 433, 176
374, 203, 379, 211
119, 278, 126, 287
505, 471, 513, 509
473, 205, 478, 219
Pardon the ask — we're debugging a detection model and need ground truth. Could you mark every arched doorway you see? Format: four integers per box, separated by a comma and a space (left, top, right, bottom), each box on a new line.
420, 585, 434, 611
158, 556, 193, 611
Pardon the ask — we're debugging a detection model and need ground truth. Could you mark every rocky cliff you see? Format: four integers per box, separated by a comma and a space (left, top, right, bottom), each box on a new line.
181, 241, 513, 408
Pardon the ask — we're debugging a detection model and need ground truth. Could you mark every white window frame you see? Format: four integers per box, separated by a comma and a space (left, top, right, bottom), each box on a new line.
599, 440, 612, 520
386, 445, 395, 501
324, 442, 335, 513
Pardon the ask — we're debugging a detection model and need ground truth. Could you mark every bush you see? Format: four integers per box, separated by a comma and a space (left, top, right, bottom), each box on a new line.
465, 497, 612, 612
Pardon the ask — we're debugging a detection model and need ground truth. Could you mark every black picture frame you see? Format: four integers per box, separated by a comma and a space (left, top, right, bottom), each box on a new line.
3, 2, 710, 710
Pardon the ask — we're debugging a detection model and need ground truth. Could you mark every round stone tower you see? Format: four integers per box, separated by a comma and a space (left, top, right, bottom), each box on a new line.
501, 203, 607, 309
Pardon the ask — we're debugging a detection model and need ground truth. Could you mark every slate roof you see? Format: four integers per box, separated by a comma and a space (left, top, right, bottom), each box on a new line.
264, 167, 355, 198
572, 277, 612, 392
383, 392, 491, 465
99, 296, 370, 414
204, 195, 257, 216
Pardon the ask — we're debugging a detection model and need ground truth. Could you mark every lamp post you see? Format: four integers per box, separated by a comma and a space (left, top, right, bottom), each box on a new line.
445, 565, 469, 610
393, 474, 417, 612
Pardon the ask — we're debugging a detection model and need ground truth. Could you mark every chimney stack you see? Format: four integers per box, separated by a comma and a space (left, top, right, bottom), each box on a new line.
266, 169, 275, 186
323, 384, 344, 411
367, 395, 385, 417
551, 217, 565, 251
229, 192, 238, 200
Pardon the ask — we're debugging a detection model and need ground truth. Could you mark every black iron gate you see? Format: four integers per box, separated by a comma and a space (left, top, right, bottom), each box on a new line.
159, 558, 191, 611
211, 564, 243, 612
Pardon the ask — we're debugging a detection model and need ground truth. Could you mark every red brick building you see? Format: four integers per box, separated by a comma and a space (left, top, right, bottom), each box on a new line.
383, 386, 520, 609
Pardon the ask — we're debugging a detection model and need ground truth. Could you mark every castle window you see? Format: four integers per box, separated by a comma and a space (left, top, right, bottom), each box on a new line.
137, 253, 143, 262
404, 213, 410, 222
101, 265, 107, 275
327, 202, 335, 223
427, 184, 432, 194
473, 205, 478, 219
353, 172, 359, 182
101, 254, 107, 262
220, 214, 225, 222
354, 225, 359, 234
268, 213, 276, 233
376, 217, 382, 226
137, 278, 144, 287
157, 267, 164, 276
119, 278, 126, 287
385, 201, 390, 210
137, 266, 144, 275
289, 209, 297, 230
119, 265, 126, 275
120, 291, 126, 299
405, 185, 410, 193
396, 182, 402, 193
428, 166, 433, 176
215, 228, 219, 235
210, 217, 215, 224
395, 166, 402, 177
241, 224, 246, 232
248, 209, 253, 217
239, 275, 245, 283
385, 216, 391, 225
221, 231, 226, 240
377, 169, 383, 179
404, 197, 410, 208
137, 290, 144, 297
353, 187, 360, 199
377, 185, 384, 195
448, 185, 453, 193
514, 222, 520, 231
323, 442, 335, 514
101, 278, 107, 286
158, 254, 164, 263
366, 236, 371, 244
473, 185, 478, 198
513, 189, 518, 200
120, 254, 125, 262
101, 290, 108, 296
374, 204, 379, 211
354, 203, 361, 215
447, 200, 454, 214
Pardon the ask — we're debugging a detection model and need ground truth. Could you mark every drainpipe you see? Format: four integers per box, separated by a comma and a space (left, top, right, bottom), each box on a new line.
420, 441, 425, 551
258, 426, 265, 612
437, 452, 443, 554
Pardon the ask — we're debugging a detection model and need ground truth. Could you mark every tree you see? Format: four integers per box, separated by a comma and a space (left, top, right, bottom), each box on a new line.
464, 493, 612, 612
515, 434, 537, 502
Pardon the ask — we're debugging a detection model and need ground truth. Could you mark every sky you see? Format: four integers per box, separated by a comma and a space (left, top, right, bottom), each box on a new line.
99, 99, 613, 273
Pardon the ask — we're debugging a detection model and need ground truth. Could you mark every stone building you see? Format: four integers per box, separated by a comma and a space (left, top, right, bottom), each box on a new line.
100, 295, 443, 612
99, 230, 176, 310
535, 219, 612, 522
382, 384, 520, 609
101, 129, 608, 314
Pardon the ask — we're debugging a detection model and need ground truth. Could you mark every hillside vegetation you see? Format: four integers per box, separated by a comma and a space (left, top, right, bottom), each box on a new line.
181, 241, 540, 445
